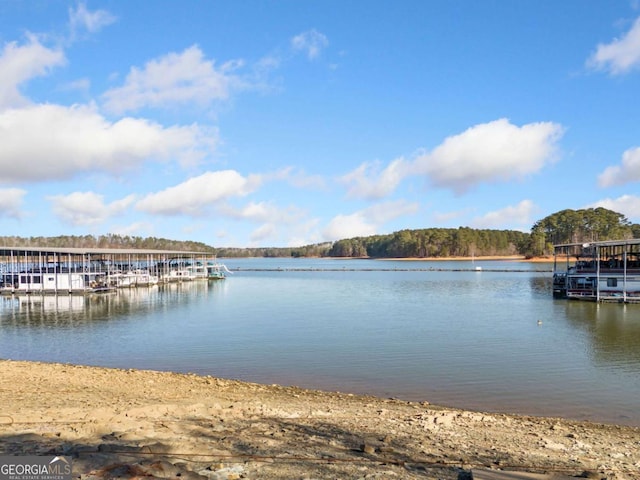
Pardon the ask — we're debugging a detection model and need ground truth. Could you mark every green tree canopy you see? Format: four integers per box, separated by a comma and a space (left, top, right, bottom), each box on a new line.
529, 207, 634, 256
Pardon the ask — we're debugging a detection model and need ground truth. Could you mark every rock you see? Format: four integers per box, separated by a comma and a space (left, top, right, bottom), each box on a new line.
361, 443, 376, 454
577, 471, 601, 479
136, 460, 181, 478
434, 412, 456, 426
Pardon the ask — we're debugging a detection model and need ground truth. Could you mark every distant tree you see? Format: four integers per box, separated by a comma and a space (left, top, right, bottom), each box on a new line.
530, 207, 633, 255
326, 227, 529, 258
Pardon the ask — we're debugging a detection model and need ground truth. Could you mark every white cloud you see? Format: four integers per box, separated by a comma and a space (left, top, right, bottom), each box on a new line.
340, 158, 409, 200
337, 119, 563, 201
69, 3, 116, 39
0, 188, 27, 219
285, 219, 322, 247
102, 46, 246, 114
250, 224, 277, 243
135, 170, 261, 216
322, 200, 419, 241
238, 202, 274, 221
111, 221, 154, 237
364, 199, 419, 223
323, 213, 377, 241
0, 35, 65, 109
587, 17, 640, 75
48, 191, 136, 226
217, 201, 308, 246
598, 147, 640, 187
586, 194, 640, 220
62, 78, 91, 92
234, 201, 305, 223
0, 104, 217, 183
416, 118, 564, 193
471, 200, 537, 229
291, 30, 329, 60
276, 166, 327, 190
256, 54, 281, 73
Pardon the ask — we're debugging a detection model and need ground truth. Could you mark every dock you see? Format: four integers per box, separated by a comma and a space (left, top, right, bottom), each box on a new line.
0, 246, 227, 295
552, 238, 640, 303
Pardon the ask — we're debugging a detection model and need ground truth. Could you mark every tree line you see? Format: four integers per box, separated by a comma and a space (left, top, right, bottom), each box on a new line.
327, 228, 528, 258
326, 208, 640, 259
0, 234, 215, 253
2, 207, 639, 259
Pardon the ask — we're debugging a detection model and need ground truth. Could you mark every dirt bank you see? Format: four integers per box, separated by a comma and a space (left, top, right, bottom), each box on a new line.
0, 360, 637, 479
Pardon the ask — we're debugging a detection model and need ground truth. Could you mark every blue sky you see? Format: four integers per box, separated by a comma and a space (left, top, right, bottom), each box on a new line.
1, 1, 640, 248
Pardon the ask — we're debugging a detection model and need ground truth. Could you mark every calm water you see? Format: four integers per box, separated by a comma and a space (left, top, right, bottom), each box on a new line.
1, 258, 639, 426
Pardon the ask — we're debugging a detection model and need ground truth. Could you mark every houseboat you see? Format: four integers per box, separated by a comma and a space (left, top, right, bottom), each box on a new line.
1, 269, 111, 294
184, 258, 230, 280
206, 259, 231, 280
161, 268, 195, 282
107, 269, 159, 288
553, 239, 640, 302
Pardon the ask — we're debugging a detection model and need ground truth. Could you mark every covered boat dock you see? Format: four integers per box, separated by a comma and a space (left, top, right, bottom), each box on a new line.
0, 246, 225, 295
553, 238, 640, 303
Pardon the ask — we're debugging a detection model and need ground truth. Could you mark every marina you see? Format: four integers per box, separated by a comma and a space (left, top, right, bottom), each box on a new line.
0, 246, 228, 295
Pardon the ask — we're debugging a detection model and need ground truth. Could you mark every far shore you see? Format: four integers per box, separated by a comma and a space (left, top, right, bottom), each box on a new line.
326, 255, 556, 263
223, 255, 558, 263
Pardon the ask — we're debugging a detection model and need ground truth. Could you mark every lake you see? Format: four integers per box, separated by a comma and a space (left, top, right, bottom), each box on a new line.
1, 258, 639, 426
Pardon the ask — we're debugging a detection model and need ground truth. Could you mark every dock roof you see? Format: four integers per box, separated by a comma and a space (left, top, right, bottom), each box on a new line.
553, 238, 640, 248
0, 246, 211, 257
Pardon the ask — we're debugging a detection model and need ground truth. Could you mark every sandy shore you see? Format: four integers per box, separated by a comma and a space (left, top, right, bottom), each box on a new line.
1, 360, 637, 480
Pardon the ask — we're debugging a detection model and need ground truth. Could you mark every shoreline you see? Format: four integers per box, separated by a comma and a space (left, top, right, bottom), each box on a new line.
1, 359, 638, 479
376, 255, 555, 263
283, 255, 556, 263
224, 255, 556, 263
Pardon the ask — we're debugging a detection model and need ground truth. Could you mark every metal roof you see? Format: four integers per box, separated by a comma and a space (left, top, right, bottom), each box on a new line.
553, 238, 640, 248
0, 246, 211, 257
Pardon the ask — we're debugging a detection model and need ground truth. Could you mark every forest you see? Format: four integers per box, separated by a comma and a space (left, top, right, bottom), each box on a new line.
0, 234, 215, 253
326, 208, 640, 259
2, 208, 639, 259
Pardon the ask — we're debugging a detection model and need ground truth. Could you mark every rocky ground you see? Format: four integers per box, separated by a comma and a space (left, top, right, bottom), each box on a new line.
0, 360, 638, 480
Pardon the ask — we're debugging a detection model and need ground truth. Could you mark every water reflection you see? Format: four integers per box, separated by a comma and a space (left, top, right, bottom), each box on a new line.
0, 280, 226, 329
562, 301, 640, 371
529, 275, 553, 296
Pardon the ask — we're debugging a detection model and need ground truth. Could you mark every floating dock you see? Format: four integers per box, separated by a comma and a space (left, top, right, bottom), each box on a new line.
0, 246, 227, 295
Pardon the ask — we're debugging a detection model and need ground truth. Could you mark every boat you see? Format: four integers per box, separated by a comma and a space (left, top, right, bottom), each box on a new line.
108, 269, 159, 288
552, 239, 640, 302
206, 259, 231, 280
129, 269, 159, 286
2, 270, 112, 294
185, 262, 207, 279
161, 268, 196, 283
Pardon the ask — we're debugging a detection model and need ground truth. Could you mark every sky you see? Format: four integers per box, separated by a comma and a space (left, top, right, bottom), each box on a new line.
1, 1, 640, 248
